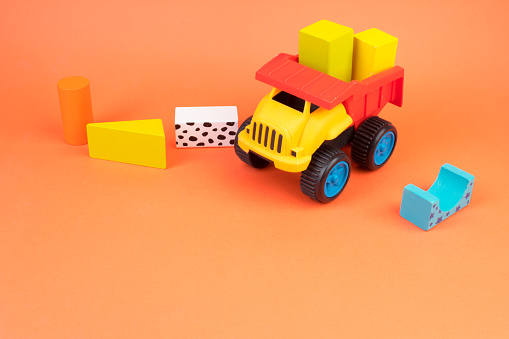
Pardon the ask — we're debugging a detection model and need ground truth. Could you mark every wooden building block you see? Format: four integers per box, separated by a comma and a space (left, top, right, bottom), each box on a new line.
298, 20, 354, 82
400, 164, 474, 231
87, 119, 166, 169
175, 106, 238, 148
57, 76, 94, 145
352, 28, 398, 81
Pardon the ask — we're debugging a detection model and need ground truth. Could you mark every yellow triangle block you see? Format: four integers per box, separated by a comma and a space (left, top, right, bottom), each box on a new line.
87, 119, 166, 169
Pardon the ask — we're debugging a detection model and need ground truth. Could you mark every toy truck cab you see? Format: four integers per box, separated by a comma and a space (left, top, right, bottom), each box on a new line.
235, 53, 404, 203
237, 87, 352, 173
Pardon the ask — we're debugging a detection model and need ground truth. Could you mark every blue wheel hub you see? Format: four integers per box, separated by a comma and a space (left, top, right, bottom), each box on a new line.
374, 131, 395, 166
324, 161, 349, 198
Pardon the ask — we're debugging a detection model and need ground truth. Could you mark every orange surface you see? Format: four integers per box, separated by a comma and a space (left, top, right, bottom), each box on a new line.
1, 1, 509, 338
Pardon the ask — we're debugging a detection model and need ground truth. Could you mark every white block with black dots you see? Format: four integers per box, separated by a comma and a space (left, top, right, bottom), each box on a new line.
175, 106, 238, 148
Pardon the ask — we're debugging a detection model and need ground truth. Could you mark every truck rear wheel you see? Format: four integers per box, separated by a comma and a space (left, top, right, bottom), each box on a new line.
300, 144, 351, 203
234, 116, 270, 169
352, 116, 397, 170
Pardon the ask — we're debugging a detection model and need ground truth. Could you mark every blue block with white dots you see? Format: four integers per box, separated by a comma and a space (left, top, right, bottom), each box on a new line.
400, 164, 474, 231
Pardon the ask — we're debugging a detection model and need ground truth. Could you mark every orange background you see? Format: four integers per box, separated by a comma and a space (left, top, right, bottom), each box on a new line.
1, 0, 509, 338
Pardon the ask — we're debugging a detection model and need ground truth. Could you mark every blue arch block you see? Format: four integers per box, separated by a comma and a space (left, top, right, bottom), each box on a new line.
400, 164, 474, 231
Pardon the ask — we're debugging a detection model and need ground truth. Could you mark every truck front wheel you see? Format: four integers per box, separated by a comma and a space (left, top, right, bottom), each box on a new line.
234, 116, 270, 169
300, 144, 351, 203
352, 116, 397, 170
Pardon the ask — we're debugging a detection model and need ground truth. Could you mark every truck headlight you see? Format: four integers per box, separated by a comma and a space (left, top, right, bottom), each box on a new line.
291, 147, 303, 157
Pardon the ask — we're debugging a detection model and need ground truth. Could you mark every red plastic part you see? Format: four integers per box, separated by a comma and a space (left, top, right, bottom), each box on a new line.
255, 53, 403, 112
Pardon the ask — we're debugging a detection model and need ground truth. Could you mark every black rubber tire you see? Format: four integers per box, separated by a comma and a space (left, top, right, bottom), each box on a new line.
234, 116, 270, 169
300, 144, 352, 203
351, 116, 397, 170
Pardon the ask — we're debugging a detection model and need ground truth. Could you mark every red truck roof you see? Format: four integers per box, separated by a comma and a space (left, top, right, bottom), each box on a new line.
255, 53, 403, 110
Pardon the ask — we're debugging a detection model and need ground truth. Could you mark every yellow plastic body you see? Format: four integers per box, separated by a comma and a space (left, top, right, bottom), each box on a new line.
299, 20, 354, 82
87, 119, 166, 169
352, 28, 398, 81
237, 89, 353, 173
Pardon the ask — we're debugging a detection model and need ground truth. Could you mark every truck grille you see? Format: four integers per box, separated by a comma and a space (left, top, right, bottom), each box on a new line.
251, 122, 284, 154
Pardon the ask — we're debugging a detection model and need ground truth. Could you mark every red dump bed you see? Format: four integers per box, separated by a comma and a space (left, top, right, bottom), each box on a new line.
255, 53, 404, 126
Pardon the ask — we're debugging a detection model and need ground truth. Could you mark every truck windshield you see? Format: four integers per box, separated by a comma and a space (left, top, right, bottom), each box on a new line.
273, 91, 319, 113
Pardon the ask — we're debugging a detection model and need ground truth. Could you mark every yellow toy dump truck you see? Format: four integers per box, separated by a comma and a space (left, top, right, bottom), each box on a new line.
234, 21, 404, 203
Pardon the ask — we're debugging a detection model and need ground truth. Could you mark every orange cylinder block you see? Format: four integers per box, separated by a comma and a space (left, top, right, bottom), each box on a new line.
57, 76, 94, 145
